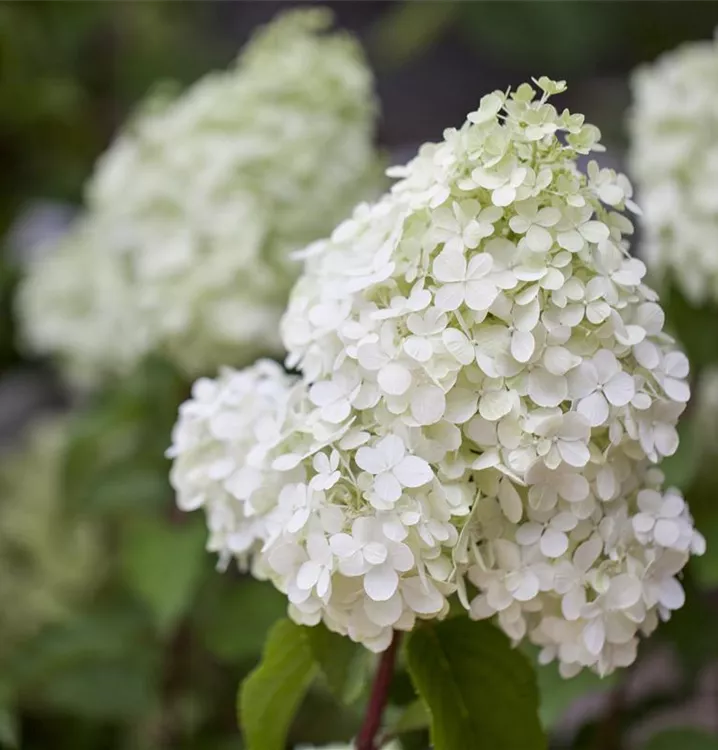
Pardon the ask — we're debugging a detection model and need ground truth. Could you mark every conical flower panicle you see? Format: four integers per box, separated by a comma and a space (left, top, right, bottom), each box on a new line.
630, 33, 718, 305
171, 78, 704, 676
19, 9, 381, 385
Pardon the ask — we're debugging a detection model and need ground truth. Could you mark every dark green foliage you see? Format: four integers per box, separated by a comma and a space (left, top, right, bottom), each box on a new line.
305, 623, 370, 705
238, 619, 318, 750
647, 729, 718, 750
405, 618, 546, 750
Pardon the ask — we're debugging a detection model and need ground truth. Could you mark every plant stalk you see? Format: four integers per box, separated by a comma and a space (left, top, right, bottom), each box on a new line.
356, 630, 402, 750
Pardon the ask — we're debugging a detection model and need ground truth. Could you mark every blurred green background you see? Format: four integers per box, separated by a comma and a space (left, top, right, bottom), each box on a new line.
2, 3, 718, 749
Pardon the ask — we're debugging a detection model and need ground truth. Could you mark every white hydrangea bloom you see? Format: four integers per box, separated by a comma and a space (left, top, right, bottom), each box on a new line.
19, 9, 380, 384
173, 78, 704, 676
16, 216, 149, 386
274, 77, 702, 674
168, 360, 299, 568
630, 33, 718, 304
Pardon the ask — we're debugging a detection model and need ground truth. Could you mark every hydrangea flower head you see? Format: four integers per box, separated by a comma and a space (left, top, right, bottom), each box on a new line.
630, 33, 718, 304
172, 78, 703, 676
17, 215, 147, 386
19, 8, 380, 384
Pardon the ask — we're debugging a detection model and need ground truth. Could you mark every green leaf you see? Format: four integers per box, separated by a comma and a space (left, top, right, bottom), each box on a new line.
391, 699, 430, 735
120, 516, 207, 633
405, 618, 546, 750
0, 706, 18, 749
7, 600, 160, 721
196, 577, 287, 664
239, 619, 318, 750
33, 658, 158, 721
646, 729, 718, 750
305, 623, 368, 704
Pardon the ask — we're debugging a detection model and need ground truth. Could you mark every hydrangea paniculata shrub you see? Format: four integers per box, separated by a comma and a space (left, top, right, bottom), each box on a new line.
630, 33, 718, 304
19, 9, 380, 385
171, 78, 704, 677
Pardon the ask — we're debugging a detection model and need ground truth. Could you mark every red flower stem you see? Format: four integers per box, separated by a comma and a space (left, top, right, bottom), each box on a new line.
356, 630, 402, 750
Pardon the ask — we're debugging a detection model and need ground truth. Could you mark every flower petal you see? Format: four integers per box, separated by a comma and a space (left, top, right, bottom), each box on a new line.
378, 363, 412, 396
529, 369, 568, 408
654, 518, 680, 547
658, 577, 685, 610
580, 220, 610, 243
410, 385, 446, 426
442, 328, 475, 365
525, 224, 553, 253
464, 280, 499, 311
466, 253, 493, 279
364, 563, 399, 601
662, 376, 690, 403
604, 372, 635, 407
578, 391, 609, 427
511, 330, 535, 363
401, 577, 444, 614
364, 592, 403, 626
432, 249, 467, 283
356, 446, 384, 474
540, 528, 569, 558
434, 283, 465, 311
583, 618, 605, 655
498, 479, 523, 523
479, 389, 514, 421
373, 472, 403, 505
404, 336, 433, 362
606, 574, 642, 610
567, 362, 599, 398
394, 456, 433, 488
557, 439, 590, 468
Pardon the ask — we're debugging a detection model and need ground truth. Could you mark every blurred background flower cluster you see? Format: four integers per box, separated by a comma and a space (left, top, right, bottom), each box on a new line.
2, 2, 718, 749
